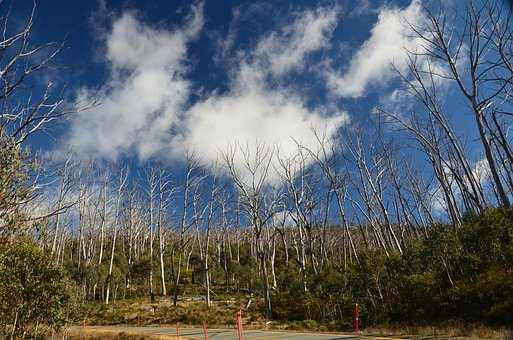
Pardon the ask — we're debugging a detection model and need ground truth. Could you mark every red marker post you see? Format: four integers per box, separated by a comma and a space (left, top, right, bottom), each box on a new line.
354, 303, 360, 333
235, 309, 244, 340
202, 321, 209, 340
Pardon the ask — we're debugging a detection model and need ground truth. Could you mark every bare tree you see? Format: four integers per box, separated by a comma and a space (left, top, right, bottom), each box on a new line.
305, 132, 359, 265
197, 164, 221, 307
157, 169, 174, 296
144, 168, 157, 301
0, 2, 92, 145
406, 1, 511, 207
0, 2, 93, 241
105, 167, 128, 305
98, 170, 110, 266
222, 142, 282, 320
172, 152, 202, 306
49, 153, 77, 258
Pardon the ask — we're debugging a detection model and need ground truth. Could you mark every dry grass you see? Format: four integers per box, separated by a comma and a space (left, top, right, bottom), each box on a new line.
78, 297, 512, 339
65, 327, 172, 339
80, 296, 248, 328
363, 324, 513, 339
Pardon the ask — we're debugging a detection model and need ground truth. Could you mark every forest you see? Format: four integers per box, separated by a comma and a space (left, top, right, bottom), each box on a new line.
1, 0, 513, 338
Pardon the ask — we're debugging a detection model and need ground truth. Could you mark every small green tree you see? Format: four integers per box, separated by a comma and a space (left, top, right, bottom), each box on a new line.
0, 237, 78, 337
0, 137, 33, 237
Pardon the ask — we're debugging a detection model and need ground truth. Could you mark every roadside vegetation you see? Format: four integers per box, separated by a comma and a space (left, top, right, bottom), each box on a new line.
69, 208, 512, 331
2, 0, 513, 339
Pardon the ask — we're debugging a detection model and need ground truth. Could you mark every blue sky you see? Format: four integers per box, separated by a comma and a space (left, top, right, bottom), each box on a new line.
44, 0, 410, 160
18, 0, 441, 153
10, 0, 511, 219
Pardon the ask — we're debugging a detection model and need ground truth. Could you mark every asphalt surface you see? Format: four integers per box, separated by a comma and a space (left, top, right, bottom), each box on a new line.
69, 325, 401, 339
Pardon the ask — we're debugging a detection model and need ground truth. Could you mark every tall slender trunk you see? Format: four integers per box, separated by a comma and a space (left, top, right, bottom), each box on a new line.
106, 173, 126, 305
149, 184, 154, 301
98, 183, 107, 265
270, 235, 277, 289
158, 205, 166, 296
172, 251, 182, 306
475, 110, 510, 207
105, 223, 117, 305
258, 241, 272, 320
50, 202, 62, 258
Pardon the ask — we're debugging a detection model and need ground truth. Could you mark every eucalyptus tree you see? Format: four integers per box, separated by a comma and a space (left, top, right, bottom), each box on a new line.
379, 108, 464, 227
202, 174, 217, 306
0, 0, 91, 241
405, 0, 513, 207
98, 170, 110, 266
306, 132, 359, 265
123, 187, 147, 292
144, 168, 158, 301
347, 132, 403, 255
172, 152, 203, 306
0, 2, 64, 145
222, 142, 283, 320
49, 153, 78, 258
157, 169, 175, 296
105, 167, 129, 305
277, 144, 324, 286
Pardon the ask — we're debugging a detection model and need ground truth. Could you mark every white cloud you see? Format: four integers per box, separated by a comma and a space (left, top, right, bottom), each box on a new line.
65, 4, 345, 184
174, 8, 346, 183
177, 68, 347, 183
67, 3, 204, 161
327, 0, 425, 98
254, 7, 338, 77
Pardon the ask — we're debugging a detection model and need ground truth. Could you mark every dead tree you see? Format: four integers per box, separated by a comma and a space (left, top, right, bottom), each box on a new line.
306, 132, 359, 265
157, 169, 175, 296
222, 142, 282, 320
408, 1, 511, 207
105, 167, 128, 305
172, 152, 202, 306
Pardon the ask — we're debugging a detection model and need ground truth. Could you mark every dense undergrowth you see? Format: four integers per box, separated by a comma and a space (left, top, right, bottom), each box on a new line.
2, 205, 513, 337
273, 208, 513, 329
70, 208, 513, 333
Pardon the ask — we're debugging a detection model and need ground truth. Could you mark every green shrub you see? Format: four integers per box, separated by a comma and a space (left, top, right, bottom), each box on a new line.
0, 237, 80, 336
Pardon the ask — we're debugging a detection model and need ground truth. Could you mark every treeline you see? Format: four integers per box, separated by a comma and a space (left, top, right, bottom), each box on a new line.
57, 205, 513, 328
2, 0, 513, 337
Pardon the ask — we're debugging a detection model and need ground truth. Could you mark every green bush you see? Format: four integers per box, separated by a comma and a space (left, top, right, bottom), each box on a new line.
0, 137, 33, 236
0, 237, 80, 336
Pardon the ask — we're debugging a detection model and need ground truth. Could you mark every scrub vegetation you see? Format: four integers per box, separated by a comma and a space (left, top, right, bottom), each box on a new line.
1, 0, 513, 338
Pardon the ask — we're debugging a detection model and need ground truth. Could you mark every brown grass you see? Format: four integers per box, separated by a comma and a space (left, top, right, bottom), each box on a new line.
80, 296, 247, 328
363, 324, 513, 339
78, 297, 512, 339
65, 327, 176, 339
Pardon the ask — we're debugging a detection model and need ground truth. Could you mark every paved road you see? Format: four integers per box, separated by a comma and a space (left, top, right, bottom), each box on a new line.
69, 325, 401, 339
